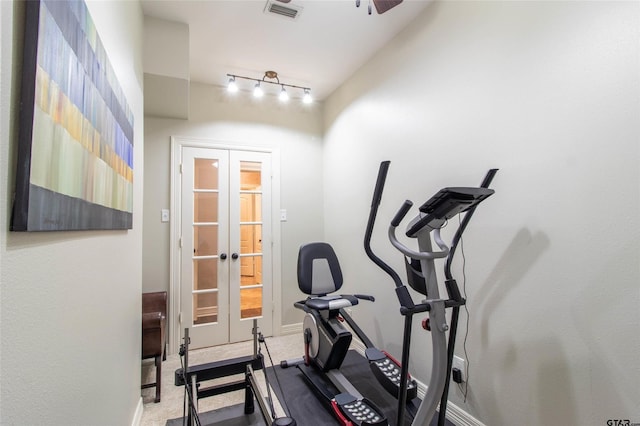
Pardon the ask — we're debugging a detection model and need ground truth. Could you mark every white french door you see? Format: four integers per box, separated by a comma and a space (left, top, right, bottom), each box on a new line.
179, 146, 273, 349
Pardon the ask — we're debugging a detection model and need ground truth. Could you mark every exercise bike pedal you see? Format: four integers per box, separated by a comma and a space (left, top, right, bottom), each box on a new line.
333, 393, 387, 426
366, 348, 418, 401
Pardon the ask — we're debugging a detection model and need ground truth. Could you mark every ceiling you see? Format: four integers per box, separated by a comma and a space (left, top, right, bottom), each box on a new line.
140, 0, 432, 101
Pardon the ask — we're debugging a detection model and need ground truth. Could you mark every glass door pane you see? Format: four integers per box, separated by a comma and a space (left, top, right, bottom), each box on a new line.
192, 158, 220, 325
238, 162, 263, 319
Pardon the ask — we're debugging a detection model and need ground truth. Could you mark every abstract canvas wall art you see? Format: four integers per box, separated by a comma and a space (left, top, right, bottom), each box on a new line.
11, 0, 134, 231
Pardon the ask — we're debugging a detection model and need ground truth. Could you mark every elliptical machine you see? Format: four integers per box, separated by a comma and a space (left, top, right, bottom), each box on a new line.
364, 161, 497, 426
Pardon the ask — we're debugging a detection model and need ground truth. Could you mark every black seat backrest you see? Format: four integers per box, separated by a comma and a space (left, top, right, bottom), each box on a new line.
297, 242, 343, 296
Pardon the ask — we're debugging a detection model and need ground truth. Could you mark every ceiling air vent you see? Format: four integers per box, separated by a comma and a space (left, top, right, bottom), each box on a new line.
264, 0, 303, 20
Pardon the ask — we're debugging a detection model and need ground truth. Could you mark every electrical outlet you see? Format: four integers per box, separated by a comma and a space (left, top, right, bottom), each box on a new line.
453, 355, 466, 382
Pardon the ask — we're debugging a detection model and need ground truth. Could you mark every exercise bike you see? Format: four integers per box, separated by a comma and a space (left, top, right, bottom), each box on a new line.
364, 161, 497, 426
281, 242, 419, 426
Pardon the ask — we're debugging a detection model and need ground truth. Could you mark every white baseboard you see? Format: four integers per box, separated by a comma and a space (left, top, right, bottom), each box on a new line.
131, 397, 143, 426
407, 377, 486, 426
445, 401, 486, 426
280, 322, 302, 335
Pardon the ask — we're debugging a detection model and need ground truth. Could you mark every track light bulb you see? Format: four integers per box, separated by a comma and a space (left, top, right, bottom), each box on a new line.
253, 82, 264, 98
227, 76, 238, 93
303, 89, 312, 104
279, 86, 289, 102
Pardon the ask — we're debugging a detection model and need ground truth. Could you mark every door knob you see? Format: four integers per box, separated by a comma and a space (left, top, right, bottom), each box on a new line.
231, 253, 239, 260
220, 253, 227, 260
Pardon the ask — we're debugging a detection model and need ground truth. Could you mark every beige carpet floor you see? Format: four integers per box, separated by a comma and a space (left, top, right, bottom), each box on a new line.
140, 332, 302, 426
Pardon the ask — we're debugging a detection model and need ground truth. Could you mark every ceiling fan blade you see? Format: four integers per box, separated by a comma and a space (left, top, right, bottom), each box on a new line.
373, 0, 403, 14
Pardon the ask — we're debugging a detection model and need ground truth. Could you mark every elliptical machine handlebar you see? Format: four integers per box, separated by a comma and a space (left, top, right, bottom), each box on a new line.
363, 161, 405, 289
388, 200, 450, 261
364, 161, 450, 426
390, 200, 412, 227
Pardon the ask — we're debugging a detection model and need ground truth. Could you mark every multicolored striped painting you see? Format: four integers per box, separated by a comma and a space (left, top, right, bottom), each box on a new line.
12, 0, 134, 231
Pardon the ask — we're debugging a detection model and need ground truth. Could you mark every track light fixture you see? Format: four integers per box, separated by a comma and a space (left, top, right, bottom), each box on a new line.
226, 70, 312, 104
303, 89, 312, 104
253, 81, 264, 98
227, 76, 238, 93
279, 86, 289, 102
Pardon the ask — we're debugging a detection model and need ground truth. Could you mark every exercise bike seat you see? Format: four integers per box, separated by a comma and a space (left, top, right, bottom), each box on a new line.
296, 242, 359, 311
301, 294, 359, 311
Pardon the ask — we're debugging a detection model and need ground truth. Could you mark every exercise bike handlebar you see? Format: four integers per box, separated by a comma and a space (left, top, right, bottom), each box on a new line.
354, 294, 376, 302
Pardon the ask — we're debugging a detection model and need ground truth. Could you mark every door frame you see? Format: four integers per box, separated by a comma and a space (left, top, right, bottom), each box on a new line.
169, 136, 282, 354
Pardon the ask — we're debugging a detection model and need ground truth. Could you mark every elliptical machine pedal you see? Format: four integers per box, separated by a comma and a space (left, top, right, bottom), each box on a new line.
334, 393, 386, 426
365, 348, 418, 401
294, 361, 388, 426
336, 307, 419, 402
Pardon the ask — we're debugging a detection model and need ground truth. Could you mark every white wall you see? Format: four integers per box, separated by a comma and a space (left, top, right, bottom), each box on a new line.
143, 83, 324, 331
143, 16, 189, 119
323, 2, 639, 425
0, 1, 145, 425
143, 16, 189, 80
